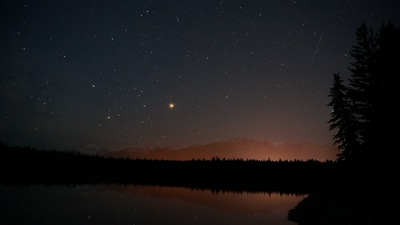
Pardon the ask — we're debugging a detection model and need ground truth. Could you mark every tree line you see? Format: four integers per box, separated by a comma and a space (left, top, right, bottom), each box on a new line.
0, 142, 350, 194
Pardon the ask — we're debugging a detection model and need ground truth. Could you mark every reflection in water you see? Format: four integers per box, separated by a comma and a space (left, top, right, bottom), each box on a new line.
0, 184, 305, 225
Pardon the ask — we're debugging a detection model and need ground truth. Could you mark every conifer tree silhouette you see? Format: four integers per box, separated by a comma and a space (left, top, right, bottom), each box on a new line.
328, 73, 360, 161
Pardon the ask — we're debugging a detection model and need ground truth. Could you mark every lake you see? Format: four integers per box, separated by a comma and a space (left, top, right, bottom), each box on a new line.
0, 184, 305, 225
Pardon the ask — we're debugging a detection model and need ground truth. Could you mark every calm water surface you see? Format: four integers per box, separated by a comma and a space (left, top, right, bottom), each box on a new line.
0, 184, 305, 225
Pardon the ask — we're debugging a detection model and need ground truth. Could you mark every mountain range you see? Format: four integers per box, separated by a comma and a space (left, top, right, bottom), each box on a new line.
99, 138, 337, 161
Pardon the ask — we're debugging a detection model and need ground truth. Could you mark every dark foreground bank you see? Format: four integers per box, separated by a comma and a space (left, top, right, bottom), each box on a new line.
288, 182, 392, 225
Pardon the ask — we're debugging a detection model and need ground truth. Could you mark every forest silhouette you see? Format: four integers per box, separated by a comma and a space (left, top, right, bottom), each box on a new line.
0, 142, 347, 194
327, 22, 399, 170
1, 22, 398, 224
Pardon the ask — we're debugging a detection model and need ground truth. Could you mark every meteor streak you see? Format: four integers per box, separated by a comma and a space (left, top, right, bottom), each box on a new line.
311, 33, 323, 62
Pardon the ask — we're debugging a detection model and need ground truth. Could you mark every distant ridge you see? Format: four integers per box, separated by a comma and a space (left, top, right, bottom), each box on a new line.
106, 138, 336, 161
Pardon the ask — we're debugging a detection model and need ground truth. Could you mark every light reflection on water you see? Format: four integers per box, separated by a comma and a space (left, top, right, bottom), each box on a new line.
0, 184, 305, 225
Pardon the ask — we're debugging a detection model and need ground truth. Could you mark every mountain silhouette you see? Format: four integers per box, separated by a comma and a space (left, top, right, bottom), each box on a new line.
106, 138, 336, 161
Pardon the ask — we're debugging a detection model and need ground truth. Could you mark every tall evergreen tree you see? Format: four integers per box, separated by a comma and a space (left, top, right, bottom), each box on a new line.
347, 23, 378, 161
328, 73, 360, 161
348, 22, 400, 163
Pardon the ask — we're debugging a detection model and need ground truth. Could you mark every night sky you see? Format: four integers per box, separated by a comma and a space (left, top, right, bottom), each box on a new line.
1, 0, 399, 151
